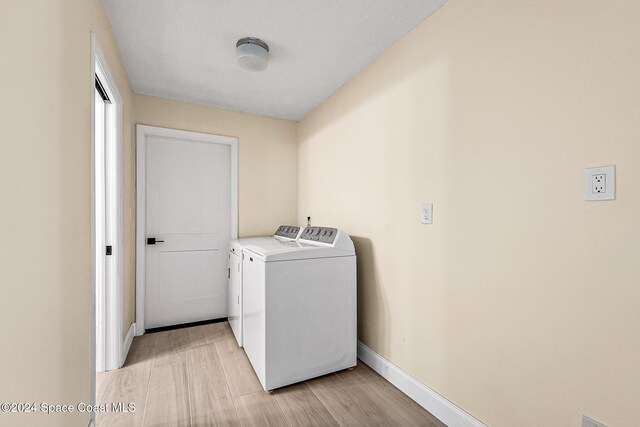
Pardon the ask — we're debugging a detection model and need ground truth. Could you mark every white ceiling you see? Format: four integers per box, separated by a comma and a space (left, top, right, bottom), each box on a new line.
103, 0, 444, 121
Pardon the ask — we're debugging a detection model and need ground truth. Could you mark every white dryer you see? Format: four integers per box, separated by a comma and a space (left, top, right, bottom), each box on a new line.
242, 226, 357, 391
227, 225, 302, 346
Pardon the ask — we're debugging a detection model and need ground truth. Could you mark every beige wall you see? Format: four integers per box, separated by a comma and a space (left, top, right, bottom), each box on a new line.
298, 1, 640, 426
133, 94, 298, 237
0, 1, 134, 425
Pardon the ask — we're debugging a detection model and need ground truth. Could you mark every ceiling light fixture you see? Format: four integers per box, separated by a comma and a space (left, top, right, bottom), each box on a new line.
236, 37, 269, 72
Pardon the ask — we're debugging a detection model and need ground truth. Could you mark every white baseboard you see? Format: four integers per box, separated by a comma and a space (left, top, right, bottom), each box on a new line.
357, 341, 486, 427
121, 323, 136, 367
135, 324, 145, 337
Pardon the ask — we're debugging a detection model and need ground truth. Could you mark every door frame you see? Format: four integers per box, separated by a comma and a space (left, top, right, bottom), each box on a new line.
91, 32, 124, 375
135, 124, 238, 336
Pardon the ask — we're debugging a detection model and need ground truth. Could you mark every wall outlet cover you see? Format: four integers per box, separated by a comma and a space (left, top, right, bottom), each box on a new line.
584, 165, 615, 201
420, 203, 433, 224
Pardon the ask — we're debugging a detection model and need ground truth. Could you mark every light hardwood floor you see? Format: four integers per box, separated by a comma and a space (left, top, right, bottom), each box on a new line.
96, 322, 444, 427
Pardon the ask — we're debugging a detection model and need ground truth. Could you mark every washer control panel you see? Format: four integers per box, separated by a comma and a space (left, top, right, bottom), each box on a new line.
275, 225, 300, 239
299, 227, 338, 244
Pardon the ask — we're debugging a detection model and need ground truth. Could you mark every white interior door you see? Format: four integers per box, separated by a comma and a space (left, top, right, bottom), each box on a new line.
145, 134, 231, 329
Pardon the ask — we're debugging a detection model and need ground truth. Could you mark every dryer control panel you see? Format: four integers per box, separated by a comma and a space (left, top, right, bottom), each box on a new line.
299, 227, 338, 244
275, 225, 301, 239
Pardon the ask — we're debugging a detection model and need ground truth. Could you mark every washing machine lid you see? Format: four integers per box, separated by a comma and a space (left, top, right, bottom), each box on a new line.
243, 243, 354, 262
229, 225, 302, 254
243, 227, 355, 262
229, 237, 272, 254
242, 239, 303, 259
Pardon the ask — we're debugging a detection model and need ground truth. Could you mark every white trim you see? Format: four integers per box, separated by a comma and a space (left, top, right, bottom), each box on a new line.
121, 323, 136, 366
89, 32, 98, 427
357, 341, 487, 427
135, 125, 145, 336
136, 124, 239, 335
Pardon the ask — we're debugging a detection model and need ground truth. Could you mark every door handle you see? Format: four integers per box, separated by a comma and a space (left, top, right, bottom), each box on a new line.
147, 237, 165, 245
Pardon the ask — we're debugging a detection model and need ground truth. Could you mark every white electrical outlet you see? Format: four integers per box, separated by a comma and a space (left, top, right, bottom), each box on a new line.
420, 203, 433, 224
592, 174, 606, 193
585, 165, 615, 201
582, 415, 607, 427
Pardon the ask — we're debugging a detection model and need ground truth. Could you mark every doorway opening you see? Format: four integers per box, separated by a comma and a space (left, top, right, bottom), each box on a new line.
94, 68, 116, 374
91, 33, 124, 415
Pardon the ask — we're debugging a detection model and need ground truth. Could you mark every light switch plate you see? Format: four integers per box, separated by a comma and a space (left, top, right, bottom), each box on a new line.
582, 415, 607, 427
584, 165, 615, 201
420, 203, 433, 224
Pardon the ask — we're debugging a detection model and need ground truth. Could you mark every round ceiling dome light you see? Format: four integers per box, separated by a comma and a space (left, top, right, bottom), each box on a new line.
236, 37, 269, 72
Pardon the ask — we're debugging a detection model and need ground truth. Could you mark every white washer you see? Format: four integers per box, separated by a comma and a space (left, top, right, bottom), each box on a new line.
242, 226, 357, 391
227, 225, 302, 346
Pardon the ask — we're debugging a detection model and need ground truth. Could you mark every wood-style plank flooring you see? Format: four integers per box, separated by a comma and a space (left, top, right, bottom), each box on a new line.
96, 322, 444, 426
